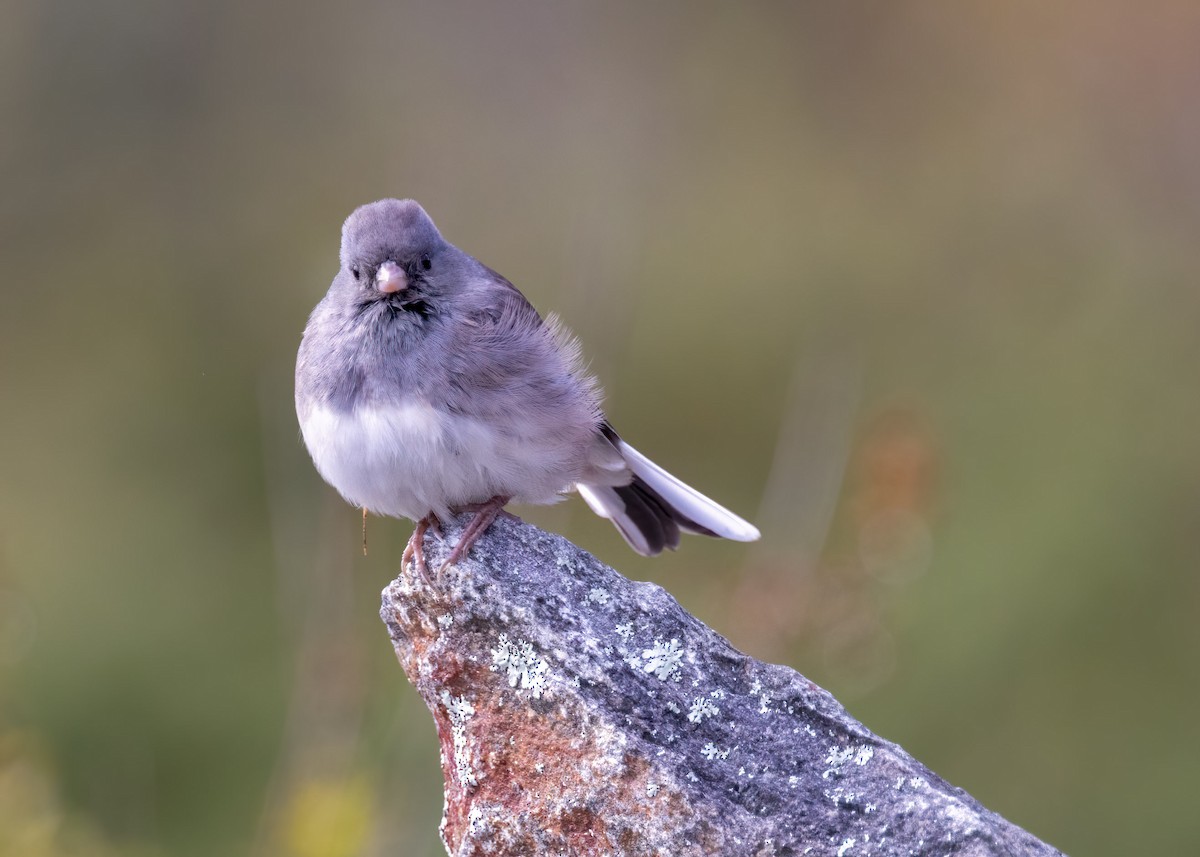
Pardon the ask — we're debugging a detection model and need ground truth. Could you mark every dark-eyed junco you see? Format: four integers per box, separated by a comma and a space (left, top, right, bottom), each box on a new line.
295, 199, 759, 575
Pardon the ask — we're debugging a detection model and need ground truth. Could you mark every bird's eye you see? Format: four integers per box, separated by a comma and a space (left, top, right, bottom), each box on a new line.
351, 266, 361, 281
421, 256, 432, 271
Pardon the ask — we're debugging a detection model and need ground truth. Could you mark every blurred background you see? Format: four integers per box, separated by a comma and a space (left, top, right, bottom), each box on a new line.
2, 1, 1198, 854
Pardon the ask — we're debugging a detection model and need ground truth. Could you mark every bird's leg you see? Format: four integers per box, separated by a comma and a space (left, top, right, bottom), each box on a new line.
441, 495, 511, 571
403, 513, 442, 582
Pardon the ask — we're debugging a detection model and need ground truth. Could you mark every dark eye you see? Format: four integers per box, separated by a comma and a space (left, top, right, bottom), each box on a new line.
350, 266, 361, 281
421, 256, 432, 271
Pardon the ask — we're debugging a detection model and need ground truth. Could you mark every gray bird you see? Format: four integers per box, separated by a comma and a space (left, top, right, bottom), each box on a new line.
295, 199, 760, 574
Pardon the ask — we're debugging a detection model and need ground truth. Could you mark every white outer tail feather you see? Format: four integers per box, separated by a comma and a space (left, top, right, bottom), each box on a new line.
619, 440, 760, 541
578, 439, 760, 553
577, 483, 654, 555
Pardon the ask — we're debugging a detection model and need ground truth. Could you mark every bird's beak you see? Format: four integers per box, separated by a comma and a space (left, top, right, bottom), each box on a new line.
375, 260, 408, 293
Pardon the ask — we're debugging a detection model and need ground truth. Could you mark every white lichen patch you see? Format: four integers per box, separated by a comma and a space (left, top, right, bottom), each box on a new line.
491, 633, 553, 699
836, 838, 855, 856
827, 746, 855, 768
687, 696, 720, 724
824, 743, 873, 779
646, 782, 660, 797
443, 692, 475, 722
641, 638, 684, 681
825, 786, 864, 807
554, 553, 585, 576
615, 622, 635, 641
439, 690, 478, 788
587, 587, 610, 605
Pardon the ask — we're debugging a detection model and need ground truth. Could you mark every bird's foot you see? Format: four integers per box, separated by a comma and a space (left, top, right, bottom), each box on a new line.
441, 495, 512, 572
402, 514, 442, 582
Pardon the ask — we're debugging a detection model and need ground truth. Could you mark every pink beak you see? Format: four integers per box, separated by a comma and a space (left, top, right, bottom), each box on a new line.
375, 260, 408, 293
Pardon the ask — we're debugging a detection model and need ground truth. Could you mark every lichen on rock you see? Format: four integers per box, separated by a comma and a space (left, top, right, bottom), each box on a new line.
380, 515, 1064, 857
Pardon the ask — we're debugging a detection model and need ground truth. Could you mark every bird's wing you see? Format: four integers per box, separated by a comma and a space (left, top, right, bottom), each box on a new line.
440, 264, 610, 444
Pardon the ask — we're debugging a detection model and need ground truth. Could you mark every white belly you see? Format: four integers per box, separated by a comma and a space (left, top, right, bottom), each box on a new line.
299, 400, 578, 520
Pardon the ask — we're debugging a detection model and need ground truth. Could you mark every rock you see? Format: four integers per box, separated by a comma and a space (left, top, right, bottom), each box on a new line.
380, 515, 1064, 857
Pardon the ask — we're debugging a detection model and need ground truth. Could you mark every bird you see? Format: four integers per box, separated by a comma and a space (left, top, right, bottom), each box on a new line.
295, 199, 760, 576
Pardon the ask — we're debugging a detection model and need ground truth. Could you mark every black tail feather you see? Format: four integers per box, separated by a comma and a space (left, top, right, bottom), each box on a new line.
610, 475, 720, 556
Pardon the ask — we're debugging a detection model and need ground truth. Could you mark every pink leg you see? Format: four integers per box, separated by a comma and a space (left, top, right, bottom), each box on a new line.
441, 495, 511, 571
402, 513, 442, 581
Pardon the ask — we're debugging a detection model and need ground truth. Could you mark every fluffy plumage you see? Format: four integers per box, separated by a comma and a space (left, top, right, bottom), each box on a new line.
295, 199, 759, 563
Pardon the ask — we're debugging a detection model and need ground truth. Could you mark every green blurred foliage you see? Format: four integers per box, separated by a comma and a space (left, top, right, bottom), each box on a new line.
2, 1, 1198, 854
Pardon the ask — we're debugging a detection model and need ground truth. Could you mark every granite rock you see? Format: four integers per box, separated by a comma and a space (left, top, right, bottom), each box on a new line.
380, 515, 1064, 857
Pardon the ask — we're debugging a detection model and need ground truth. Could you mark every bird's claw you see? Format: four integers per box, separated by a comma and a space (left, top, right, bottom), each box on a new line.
438, 495, 511, 572
403, 515, 441, 582
403, 500, 510, 579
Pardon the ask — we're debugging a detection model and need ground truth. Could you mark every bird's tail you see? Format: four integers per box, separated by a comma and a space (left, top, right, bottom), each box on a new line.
577, 435, 760, 557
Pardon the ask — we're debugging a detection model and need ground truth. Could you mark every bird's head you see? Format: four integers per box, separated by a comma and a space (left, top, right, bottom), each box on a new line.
338, 199, 450, 318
